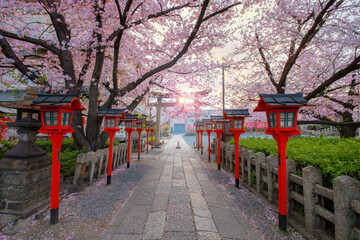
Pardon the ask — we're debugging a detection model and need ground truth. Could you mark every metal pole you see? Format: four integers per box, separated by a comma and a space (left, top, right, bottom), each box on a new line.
222, 65, 225, 115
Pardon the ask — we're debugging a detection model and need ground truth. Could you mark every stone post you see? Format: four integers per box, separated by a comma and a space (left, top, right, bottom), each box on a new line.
333, 176, 360, 240
286, 159, 296, 214
255, 152, 265, 194
247, 150, 254, 186
266, 155, 277, 202
240, 148, 247, 181
96, 149, 104, 176
87, 152, 97, 185
103, 149, 109, 176
73, 153, 87, 190
302, 166, 322, 234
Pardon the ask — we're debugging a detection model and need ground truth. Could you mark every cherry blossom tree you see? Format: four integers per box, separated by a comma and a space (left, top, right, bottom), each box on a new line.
228, 0, 360, 137
0, 0, 246, 150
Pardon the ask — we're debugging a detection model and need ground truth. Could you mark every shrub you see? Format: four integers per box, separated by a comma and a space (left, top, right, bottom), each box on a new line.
229, 136, 360, 185
36, 138, 85, 176
0, 140, 17, 159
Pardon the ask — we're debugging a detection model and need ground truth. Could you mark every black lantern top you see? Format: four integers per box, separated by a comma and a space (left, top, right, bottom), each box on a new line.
31, 94, 85, 110
254, 93, 309, 111
98, 108, 126, 117
224, 109, 250, 118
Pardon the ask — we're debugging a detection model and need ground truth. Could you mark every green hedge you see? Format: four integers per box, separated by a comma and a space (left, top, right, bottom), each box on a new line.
35, 138, 86, 176
229, 137, 360, 186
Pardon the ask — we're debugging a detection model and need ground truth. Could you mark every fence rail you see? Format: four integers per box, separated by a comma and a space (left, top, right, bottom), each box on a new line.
215, 139, 360, 240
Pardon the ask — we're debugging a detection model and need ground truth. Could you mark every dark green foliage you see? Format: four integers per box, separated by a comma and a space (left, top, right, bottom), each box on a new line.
104, 140, 122, 148
229, 136, 360, 184
35, 138, 85, 176
59, 147, 86, 176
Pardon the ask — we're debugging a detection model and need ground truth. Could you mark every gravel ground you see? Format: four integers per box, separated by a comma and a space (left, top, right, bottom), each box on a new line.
1, 152, 160, 240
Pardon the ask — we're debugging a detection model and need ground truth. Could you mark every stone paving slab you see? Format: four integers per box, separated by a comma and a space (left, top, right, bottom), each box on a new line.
210, 206, 250, 239
143, 211, 166, 239
151, 193, 169, 212
165, 203, 195, 232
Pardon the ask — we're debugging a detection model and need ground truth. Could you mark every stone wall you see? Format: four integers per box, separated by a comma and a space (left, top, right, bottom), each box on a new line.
72, 144, 127, 190
215, 139, 360, 240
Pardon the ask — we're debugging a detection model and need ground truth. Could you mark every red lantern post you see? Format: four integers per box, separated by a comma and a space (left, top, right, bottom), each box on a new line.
254, 93, 312, 232
0, 116, 8, 140
223, 109, 250, 188
136, 118, 146, 160
98, 109, 126, 185
124, 114, 138, 168
210, 116, 227, 170
203, 120, 213, 161
145, 120, 153, 153
29, 94, 85, 225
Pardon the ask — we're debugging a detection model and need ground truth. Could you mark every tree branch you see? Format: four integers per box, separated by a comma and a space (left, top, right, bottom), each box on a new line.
0, 29, 60, 55
0, 36, 50, 87
118, 0, 212, 97
278, 0, 339, 90
297, 120, 360, 127
108, 2, 192, 41
305, 56, 360, 100
256, 34, 279, 90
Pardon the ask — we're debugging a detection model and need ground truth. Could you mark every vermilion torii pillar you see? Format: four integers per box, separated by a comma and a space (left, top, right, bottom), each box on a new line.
254, 93, 312, 232
210, 116, 227, 170
223, 109, 250, 188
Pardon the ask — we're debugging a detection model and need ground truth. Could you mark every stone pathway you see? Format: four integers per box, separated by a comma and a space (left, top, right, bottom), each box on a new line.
102, 135, 304, 240
2, 135, 304, 239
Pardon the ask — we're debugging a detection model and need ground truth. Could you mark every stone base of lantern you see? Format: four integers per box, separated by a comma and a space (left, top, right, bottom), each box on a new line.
131, 136, 146, 153
0, 127, 52, 218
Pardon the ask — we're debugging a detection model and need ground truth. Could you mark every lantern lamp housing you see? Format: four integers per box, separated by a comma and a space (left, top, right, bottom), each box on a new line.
253, 93, 312, 135
105, 117, 117, 129
125, 120, 133, 130
124, 114, 139, 131
29, 94, 86, 133
98, 108, 127, 131
223, 109, 250, 133
210, 116, 227, 132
